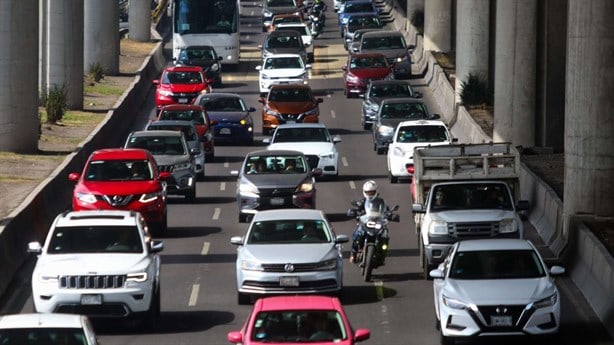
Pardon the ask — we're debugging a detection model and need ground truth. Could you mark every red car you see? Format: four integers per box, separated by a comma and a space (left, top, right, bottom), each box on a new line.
227, 295, 370, 344
156, 104, 215, 160
342, 52, 394, 98
154, 65, 213, 110
68, 148, 170, 234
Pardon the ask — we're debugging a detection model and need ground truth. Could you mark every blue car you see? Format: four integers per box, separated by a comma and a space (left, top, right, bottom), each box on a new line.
337, 0, 380, 37
194, 93, 256, 145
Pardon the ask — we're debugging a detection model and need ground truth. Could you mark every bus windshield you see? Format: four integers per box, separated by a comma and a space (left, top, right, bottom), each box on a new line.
174, 0, 238, 34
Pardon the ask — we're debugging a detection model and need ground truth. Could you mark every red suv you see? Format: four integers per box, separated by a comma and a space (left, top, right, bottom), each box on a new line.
154, 65, 213, 110
68, 148, 170, 234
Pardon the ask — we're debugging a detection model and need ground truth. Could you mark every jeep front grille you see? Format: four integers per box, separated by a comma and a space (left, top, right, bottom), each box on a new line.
59, 275, 127, 289
448, 222, 499, 238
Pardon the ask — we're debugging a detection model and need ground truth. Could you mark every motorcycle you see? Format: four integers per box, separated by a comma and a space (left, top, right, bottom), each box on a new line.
309, 9, 325, 37
347, 200, 400, 282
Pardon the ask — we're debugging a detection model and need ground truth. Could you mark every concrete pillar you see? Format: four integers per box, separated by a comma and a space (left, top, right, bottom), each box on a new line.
129, 0, 151, 42
454, 0, 489, 104
0, 0, 39, 153
406, 0, 424, 25
45, 0, 84, 109
564, 0, 614, 234
423, 0, 451, 52
492, 0, 537, 147
84, 0, 119, 75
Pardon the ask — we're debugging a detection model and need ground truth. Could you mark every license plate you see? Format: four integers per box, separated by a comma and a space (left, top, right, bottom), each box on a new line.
490, 315, 513, 326
286, 120, 295, 124
270, 197, 284, 205
279, 276, 299, 287
178, 98, 188, 103
220, 128, 231, 135
80, 294, 102, 305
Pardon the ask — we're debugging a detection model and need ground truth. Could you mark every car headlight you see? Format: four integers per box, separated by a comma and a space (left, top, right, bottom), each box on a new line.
299, 72, 308, 79
499, 218, 517, 233
261, 73, 271, 80
127, 272, 148, 283
428, 220, 448, 235
37, 273, 59, 283
316, 259, 337, 270
140, 191, 162, 203
210, 63, 220, 72
365, 101, 379, 112
76, 192, 97, 204
346, 73, 360, 83
263, 9, 273, 17
239, 179, 259, 195
158, 89, 174, 97
319, 151, 335, 159
392, 146, 406, 157
377, 125, 394, 136
341, 17, 349, 24
532, 293, 558, 309
241, 260, 264, 271
442, 295, 472, 310
303, 107, 319, 116
174, 162, 192, 171
296, 181, 314, 193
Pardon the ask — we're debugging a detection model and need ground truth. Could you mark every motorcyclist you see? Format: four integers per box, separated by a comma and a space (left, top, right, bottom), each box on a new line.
349, 180, 388, 263
309, 0, 327, 26
312, 0, 327, 12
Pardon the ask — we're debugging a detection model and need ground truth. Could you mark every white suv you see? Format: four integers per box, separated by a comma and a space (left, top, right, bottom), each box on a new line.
28, 210, 163, 329
0, 313, 99, 345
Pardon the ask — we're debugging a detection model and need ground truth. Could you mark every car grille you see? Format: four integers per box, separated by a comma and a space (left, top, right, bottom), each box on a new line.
259, 187, 295, 197
101, 194, 135, 207
242, 279, 339, 291
448, 222, 499, 238
262, 262, 325, 272
171, 93, 199, 103
158, 164, 175, 173
280, 113, 303, 122
59, 275, 127, 289
305, 155, 319, 169
473, 305, 532, 330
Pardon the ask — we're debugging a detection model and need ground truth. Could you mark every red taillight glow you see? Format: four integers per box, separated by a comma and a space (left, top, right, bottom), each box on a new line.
406, 165, 415, 174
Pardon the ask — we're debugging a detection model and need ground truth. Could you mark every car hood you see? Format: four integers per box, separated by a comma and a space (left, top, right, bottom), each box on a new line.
360, 48, 408, 58
268, 142, 334, 155
268, 6, 300, 14
76, 180, 161, 195
350, 67, 391, 79
208, 111, 248, 123
266, 101, 317, 114
443, 278, 557, 305
153, 154, 190, 166
241, 243, 338, 263
35, 254, 151, 275
429, 209, 516, 221
260, 68, 307, 78
163, 83, 205, 93
245, 173, 310, 187
379, 118, 409, 128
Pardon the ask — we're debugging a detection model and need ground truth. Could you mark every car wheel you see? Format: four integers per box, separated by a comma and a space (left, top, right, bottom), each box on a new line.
439, 331, 455, 345
389, 171, 398, 183
420, 241, 434, 280
214, 77, 222, 88
237, 292, 251, 305
197, 170, 205, 181
185, 187, 196, 203
239, 213, 249, 223
139, 287, 160, 331
376, 146, 385, 155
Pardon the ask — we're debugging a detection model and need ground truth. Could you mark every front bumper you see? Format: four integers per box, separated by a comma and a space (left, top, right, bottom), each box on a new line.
166, 171, 196, 195
237, 263, 342, 295
259, 77, 308, 94
237, 191, 316, 215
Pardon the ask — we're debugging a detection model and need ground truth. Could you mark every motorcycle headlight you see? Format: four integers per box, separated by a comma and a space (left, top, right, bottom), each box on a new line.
428, 220, 448, 235
316, 259, 337, 270
312, 16, 319, 21
499, 218, 517, 233
126, 272, 148, 283
241, 260, 264, 271
158, 89, 174, 97
140, 191, 162, 203
377, 125, 394, 136
442, 295, 472, 310
174, 162, 192, 170
392, 146, 406, 157
532, 293, 558, 309
76, 192, 97, 204
296, 181, 314, 193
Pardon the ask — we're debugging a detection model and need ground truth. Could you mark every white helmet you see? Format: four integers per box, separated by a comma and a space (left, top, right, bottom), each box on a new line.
362, 180, 378, 201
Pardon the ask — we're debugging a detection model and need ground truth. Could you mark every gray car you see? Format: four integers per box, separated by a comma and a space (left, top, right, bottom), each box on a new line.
260, 0, 301, 32
260, 30, 308, 64
353, 30, 415, 79
361, 80, 422, 130
124, 130, 198, 202
372, 98, 439, 154
231, 149, 322, 223
230, 208, 349, 304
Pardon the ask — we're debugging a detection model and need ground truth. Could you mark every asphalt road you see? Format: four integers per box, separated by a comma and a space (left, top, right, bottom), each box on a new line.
2, 3, 613, 345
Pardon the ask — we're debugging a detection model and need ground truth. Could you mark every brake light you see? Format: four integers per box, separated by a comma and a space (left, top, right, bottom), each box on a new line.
406, 164, 415, 174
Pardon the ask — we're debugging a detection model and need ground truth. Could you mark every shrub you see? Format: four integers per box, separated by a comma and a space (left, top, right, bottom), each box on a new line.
459, 73, 492, 106
88, 62, 104, 83
411, 9, 424, 34
42, 84, 68, 123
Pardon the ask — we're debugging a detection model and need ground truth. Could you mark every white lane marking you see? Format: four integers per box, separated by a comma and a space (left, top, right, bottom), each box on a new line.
330, 110, 336, 119
220, 182, 226, 191
327, 93, 332, 98
201, 242, 210, 255
349, 181, 356, 189
342, 156, 348, 166
250, 10, 254, 15
188, 284, 200, 306
224, 162, 229, 168
246, 35, 250, 40
374, 280, 384, 301
213, 208, 221, 220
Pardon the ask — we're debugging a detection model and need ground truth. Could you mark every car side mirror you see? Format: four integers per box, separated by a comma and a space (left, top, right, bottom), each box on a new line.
332, 135, 341, 143
429, 269, 444, 279
255, 65, 262, 71
190, 147, 201, 155
335, 234, 350, 244
27, 241, 42, 254
305, 64, 312, 69
262, 137, 271, 144
218, 56, 224, 61
68, 172, 80, 182
550, 266, 565, 276
451, 138, 459, 143
407, 44, 416, 52
412, 203, 425, 213
316, 98, 324, 103
311, 168, 323, 177
150, 240, 164, 253
258, 98, 265, 104
230, 236, 244, 245
341, 66, 347, 71
413, 91, 423, 98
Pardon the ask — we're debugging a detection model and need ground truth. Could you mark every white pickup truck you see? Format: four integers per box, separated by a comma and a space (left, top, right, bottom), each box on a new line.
410, 143, 530, 278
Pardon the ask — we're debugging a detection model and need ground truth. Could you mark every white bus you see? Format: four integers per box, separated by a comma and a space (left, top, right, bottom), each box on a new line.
170, 0, 240, 68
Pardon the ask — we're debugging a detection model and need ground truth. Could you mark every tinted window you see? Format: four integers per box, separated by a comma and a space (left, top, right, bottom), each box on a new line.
199, 97, 245, 111
396, 125, 448, 143
449, 250, 546, 279
380, 102, 427, 119
247, 220, 331, 244
126, 136, 186, 155
273, 127, 330, 142
47, 226, 143, 254
251, 310, 346, 342
0, 328, 88, 345
159, 109, 207, 125
162, 71, 203, 84
268, 88, 313, 102
430, 184, 513, 211
85, 160, 153, 181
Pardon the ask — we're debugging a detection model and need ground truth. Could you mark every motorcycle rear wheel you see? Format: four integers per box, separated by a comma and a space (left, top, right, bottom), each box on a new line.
363, 245, 375, 282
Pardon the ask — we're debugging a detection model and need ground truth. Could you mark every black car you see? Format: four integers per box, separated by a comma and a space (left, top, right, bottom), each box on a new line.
343, 14, 382, 50
353, 30, 415, 79
371, 98, 439, 154
174, 45, 224, 87
361, 80, 422, 130
194, 93, 256, 145
260, 30, 308, 63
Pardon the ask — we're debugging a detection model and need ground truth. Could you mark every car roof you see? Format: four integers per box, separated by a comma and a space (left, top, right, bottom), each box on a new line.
255, 295, 342, 312
275, 123, 327, 129
129, 130, 183, 138
252, 209, 327, 222
54, 210, 140, 228
456, 239, 536, 252
362, 30, 403, 38
163, 65, 203, 73
268, 29, 302, 37
0, 313, 88, 329
90, 148, 150, 160
380, 97, 424, 104
396, 119, 447, 128
159, 104, 205, 111
246, 149, 305, 158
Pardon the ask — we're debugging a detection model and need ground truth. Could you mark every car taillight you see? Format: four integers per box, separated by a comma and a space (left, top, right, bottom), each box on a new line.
406, 164, 415, 174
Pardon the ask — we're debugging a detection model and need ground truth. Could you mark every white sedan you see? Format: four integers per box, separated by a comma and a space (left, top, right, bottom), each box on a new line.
431, 239, 565, 344
264, 123, 341, 177
255, 54, 311, 95
386, 119, 455, 183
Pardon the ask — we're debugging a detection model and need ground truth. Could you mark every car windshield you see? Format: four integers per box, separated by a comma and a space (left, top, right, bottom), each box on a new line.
264, 57, 304, 70
267, 0, 296, 7
344, 3, 374, 13
199, 96, 245, 112
268, 88, 313, 102
370, 84, 412, 98
84, 159, 154, 181
247, 220, 331, 244
148, 125, 198, 141
362, 35, 406, 50
245, 155, 308, 174
380, 102, 427, 119
179, 47, 216, 61
266, 34, 302, 49
273, 127, 330, 143
348, 16, 380, 28
250, 310, 347, 342
350, 56, 387, 69
430, 184, 514, 211
162, 71, 203, 84
448, 250, 546, 280
273, 16, 302, 26
0, 328, 88, 345
47, 225, 143, 254
158, 109, 207, 125
126, 136, 186, 155
277, 26, 309, 36
396, 125, 448, 143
